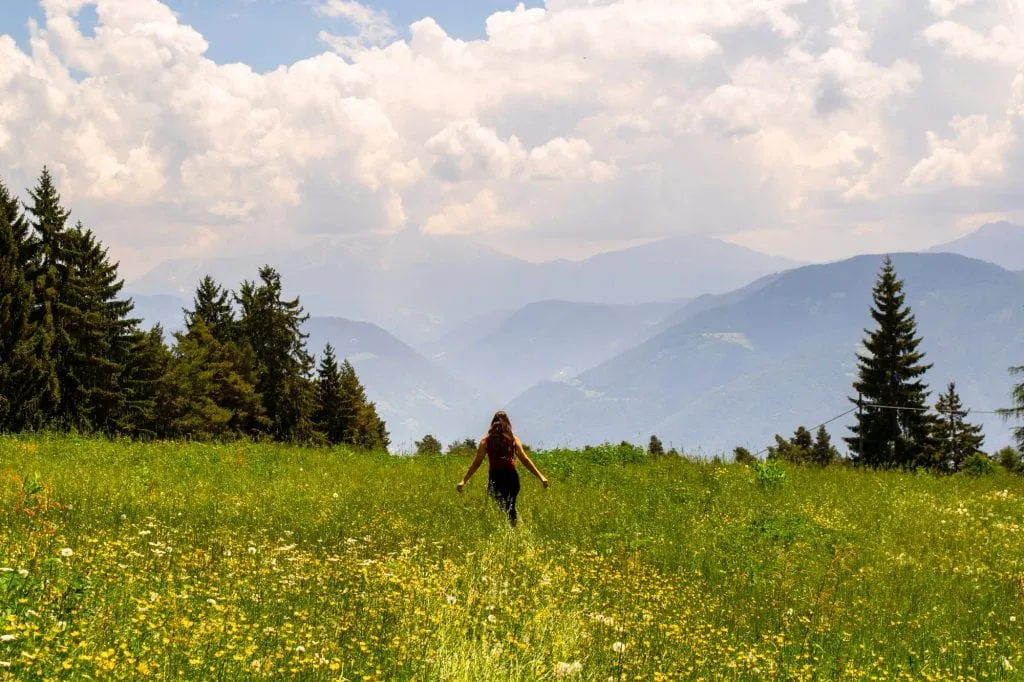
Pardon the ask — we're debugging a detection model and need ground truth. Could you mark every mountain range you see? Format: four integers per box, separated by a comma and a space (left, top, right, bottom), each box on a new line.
124, 222, 1024, 455
126, 231, 802, 347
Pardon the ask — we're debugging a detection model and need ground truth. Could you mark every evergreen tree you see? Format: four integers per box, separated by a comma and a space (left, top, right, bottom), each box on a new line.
845, 256, 934, 469
118, 325, 173, 438
811, 425, 840, 466
24, 167, 72, 427
930, 382, 985, 472
55, 224, 139, 432
338, 359, 388, 450
998, 365, 1024, 453
312, 344, 346, 445
648, 434, 665, 456
236, 266, 315, 442
185, 275, 236, 343
0, 190, 34, 430
161, 320, 267, 440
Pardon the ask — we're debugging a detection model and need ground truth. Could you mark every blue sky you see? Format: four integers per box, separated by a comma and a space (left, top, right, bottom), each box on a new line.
0, 0, 541, 72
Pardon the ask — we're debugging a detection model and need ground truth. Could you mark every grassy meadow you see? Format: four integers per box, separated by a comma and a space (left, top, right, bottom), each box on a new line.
1, 435, 1023, 681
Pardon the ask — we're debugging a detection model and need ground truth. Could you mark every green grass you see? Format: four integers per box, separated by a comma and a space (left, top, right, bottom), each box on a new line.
1, 435, 1023, 680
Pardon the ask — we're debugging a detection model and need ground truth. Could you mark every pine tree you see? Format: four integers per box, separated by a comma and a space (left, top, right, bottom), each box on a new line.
339, 359, 388, 450
929, 382, 985, 472
236, 265, 315, 442
648, 434, 665, 456
118, 325, 173, 438
312, 344, 346, 445
811, 425, 840, 466
845, 256, 934, 469
24, 167, 72, 427
56, 224, 139, 432
0, 189, 34, 430
185, 275, 236, 343
998, 366, 1024, 453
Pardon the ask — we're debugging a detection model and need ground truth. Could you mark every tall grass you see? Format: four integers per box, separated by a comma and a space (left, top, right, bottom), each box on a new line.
1, 436, 1022, 680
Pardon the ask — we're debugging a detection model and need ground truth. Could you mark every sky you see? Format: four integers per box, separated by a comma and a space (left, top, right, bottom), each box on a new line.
1, 0, 1023, 281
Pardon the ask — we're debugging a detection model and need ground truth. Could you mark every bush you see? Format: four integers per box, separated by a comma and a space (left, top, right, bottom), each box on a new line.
753, 460, 787, 490
962, 451, 996, 477
648, 435, 665, 457
414, 434, 443, 456
995, 446, 1022, 473
446, 438, 478, 457
733, 446, 757, 466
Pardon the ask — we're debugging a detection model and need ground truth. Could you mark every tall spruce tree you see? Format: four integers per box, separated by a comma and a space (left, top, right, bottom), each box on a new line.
236, 265, 315, 442
998, 366, 1024, 452
185, 275, 236, 343
930, 381, 984, 472
24, 167, 72, 427
0, 187, 34, 430
338, 358, 389, 450
56, 224, 139, 432
845, 256, 934, 469
313, 344, 346, 445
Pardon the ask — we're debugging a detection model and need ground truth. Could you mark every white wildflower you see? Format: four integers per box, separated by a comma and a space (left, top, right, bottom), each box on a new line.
612, 641, 625, 654
248, 546, 257, 555
446, 595, 457, 605
207, 598, 217, 607
59, 548, 73, 557
17, 570, 27, 577
1003, 656, 1014, 672
0, 635, 15, 642
554, 661, 583, 677
295, 645, 305, 654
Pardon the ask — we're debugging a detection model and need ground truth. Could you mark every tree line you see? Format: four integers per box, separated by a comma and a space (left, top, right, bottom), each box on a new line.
755, 256, 1023, 473
0, 167, 388, 449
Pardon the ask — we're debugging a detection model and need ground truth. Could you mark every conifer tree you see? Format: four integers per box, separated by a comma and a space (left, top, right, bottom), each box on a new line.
929, 382, 985, 472
118, 325, 173, 438
24, 167, 72, 426
811, 425, 840, 466
998, 365, 1024, 453
236, 266, 315, 442
185, 275, 236, 343
0, 190, 34, 430
845, 256, 934, 469
339, 359, 389, 450
312, 344, 346, 445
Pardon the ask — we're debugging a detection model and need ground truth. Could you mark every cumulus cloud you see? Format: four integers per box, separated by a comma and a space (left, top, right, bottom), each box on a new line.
0, 0, 1023, 277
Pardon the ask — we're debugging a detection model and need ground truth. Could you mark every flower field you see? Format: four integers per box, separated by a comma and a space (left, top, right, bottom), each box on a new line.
1, 435, 1023, 680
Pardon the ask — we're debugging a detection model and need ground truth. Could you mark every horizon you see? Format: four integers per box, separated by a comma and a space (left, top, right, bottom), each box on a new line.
3, 0, 1024, 281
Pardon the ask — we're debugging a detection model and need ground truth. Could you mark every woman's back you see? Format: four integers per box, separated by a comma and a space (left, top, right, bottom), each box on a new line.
484, 433, 517, 471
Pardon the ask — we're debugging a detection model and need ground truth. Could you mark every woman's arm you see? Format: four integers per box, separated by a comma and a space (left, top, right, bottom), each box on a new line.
515, 438, 549, 488
456, 438, 487, 492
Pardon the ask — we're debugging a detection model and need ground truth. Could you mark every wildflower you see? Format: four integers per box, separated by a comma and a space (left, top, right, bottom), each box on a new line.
446, 595, 457, 605
17, 570, 27, 577
295, 645, 305, 654
0, 568, 10, 573
248, 547, 257, 554
59, 548, 73, 557
0, 635, 15, 642
554, 661, 583, 677
1003, 657, 1014, 672
612, 641, 625, 654
207, 599, 217, 607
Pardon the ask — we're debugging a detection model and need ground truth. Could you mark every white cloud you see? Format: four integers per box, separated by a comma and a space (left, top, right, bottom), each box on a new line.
0, 0, 1023, 276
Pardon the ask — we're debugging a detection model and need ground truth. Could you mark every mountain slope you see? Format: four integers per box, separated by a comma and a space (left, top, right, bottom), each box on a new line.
303, 317, 494, 451
128, 230, 803, 348
508, 253, 1024, 454
436, 299, 686, 401
928, 221, 1024, 271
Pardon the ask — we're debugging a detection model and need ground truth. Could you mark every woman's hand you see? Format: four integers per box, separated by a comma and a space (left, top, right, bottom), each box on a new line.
456, 480, 465, 493
540, 476, 549, 489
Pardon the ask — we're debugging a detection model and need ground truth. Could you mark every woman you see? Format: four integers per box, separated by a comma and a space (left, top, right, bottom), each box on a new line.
456, 411, 549, 526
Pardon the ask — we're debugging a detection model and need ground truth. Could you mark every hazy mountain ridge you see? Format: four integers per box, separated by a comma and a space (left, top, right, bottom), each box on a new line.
128, 231, 803, 347
507, 253, 1024, 454
927, 221, 1024, 271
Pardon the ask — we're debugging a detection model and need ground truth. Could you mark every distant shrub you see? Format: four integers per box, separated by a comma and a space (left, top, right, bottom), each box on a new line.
579, 442, 647, 466
414, 434, 443, 456
648, 435, 665, 457
666, 447, 681, 458
995, 446, 1022, 474
962, 451, 996, 477
446, 438, 477, 457
753, 460, 787, 490
733, 446, 757, 466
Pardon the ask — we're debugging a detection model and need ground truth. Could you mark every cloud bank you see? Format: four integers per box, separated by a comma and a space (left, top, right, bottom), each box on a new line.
1, 0, 1023, 276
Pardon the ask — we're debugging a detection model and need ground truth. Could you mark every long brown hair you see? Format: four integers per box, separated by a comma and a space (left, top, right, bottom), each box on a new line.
486, 411, 516, 462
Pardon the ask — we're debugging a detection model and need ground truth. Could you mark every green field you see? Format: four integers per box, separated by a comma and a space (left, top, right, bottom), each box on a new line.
1, 436, 1023, 681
